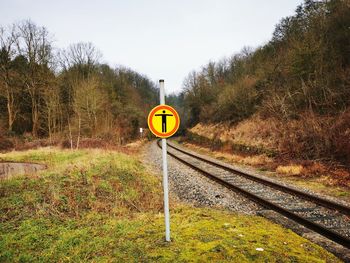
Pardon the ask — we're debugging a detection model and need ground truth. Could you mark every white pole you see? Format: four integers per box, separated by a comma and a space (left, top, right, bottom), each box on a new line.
159, 79, 170, 242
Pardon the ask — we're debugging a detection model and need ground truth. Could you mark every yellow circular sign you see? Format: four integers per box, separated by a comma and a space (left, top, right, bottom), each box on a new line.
148, 105, 180, 138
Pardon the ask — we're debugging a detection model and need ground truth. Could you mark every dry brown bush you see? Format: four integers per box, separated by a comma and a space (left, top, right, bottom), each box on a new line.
189, 109, 350, 168
277, 113, 332, 159
0, 137, 14, 152
61, 138, 116, 150
0, 124, 14, 151
332, 110, 350, 164
13, 138, 59, 151
277, 110, 350, 165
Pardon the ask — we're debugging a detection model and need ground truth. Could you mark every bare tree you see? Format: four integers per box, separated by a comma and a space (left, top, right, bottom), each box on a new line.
58, 42, 102, 148
0, 25, 19, 132
58, 42, 101, 77
43, 80, 60, 142
73, 75, 108, 148
15, 20, 53, 137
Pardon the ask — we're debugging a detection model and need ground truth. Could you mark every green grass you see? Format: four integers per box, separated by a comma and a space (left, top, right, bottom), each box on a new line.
281, 177, 350, 201
0, 148, 340, 262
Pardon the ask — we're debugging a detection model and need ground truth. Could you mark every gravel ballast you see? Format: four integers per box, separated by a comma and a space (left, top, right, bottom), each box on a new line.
142, 141, 259, 214
141, 140, 350, 260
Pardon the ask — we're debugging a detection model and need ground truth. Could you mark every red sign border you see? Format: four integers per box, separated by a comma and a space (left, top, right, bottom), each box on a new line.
148, 105, 180, 138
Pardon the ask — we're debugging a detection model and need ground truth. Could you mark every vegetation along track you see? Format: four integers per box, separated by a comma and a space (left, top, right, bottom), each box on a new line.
157, 140, 350, 249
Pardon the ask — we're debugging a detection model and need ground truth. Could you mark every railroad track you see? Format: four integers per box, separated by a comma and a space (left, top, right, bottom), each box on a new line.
157, 140, 350, 249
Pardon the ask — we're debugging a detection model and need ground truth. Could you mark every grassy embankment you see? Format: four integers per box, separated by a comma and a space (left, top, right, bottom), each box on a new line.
181, 120, 350, 202
0, 146, 340, 262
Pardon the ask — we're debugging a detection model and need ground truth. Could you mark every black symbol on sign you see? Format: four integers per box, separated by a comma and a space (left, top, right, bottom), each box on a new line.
155, 110, 173, 133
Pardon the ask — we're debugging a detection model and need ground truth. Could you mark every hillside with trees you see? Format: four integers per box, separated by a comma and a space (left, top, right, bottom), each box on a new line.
182, 0, 350, 164
0, 20, 157, 149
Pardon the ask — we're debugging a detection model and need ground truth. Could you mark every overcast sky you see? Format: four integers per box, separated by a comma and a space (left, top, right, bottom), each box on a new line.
0, 0, 303, 93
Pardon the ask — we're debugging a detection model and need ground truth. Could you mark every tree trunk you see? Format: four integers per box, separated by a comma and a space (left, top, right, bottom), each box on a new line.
5, 84, 16, 132
48, 108, 52, 143
67, 116, 73, 150
76, 114, 81, 149
7, 99, 13, 132
32, 103, 39, 137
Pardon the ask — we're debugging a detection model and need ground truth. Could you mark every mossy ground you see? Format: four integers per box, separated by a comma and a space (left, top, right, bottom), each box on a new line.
0, 147, 340, 262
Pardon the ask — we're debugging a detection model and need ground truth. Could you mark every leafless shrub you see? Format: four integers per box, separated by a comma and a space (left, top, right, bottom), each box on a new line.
277, 110, 350, 164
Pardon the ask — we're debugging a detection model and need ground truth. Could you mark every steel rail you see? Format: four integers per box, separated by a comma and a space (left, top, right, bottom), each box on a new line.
166, 141, 350, 216
157, 140, 350, 249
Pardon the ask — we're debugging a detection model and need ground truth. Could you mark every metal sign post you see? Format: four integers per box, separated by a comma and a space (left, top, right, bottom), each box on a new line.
159, 79, 171, 242
147, 80, 180, 242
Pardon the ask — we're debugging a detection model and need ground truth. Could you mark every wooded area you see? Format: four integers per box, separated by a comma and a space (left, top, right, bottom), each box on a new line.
181, 0, 350, 163
0, 20, 158, 148
1, 0, 349, 162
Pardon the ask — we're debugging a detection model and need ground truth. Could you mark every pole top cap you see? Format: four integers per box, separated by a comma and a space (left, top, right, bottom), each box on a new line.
159, 79, 164, 83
